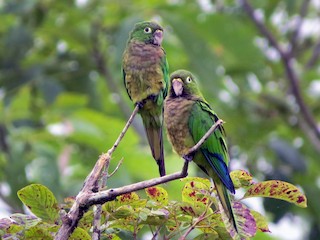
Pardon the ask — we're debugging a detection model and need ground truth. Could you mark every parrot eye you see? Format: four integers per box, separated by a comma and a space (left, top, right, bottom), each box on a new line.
186, 76, 192, 83
144, 27, 152, 33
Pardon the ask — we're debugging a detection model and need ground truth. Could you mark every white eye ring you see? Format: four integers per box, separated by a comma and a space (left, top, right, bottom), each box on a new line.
186, 76, 192, 83
144, 27, 152, 33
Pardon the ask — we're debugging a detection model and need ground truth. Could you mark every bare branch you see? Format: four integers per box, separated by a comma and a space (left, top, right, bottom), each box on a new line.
55, 112, 224, 239
239, 0, 286, 58
290, 0, 311, 55
108, 158, 124, 178
87, 167, 189, 205
240, 0, 320, 143
305, 39, 320, 69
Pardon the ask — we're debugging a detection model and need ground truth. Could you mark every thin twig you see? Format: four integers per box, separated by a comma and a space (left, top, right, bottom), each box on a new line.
239, 0, 286, 58
108, 158, 124, 178
240, 0, 320, 144
290, 0, 311, 55
305, 39, 320, 69
86, 167, 189, 205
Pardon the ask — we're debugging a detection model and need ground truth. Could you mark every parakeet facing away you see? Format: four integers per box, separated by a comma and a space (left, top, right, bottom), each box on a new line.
122, 21, 169, 177
164, 70, 237, 231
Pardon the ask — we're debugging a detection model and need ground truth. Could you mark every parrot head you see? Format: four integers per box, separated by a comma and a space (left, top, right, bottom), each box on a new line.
169, 70, 202, 98
129, 21, 164, 46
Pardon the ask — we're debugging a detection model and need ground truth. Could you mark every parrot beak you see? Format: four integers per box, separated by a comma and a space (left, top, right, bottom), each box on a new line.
153, 29, 163, 46
172, 78, 183, 96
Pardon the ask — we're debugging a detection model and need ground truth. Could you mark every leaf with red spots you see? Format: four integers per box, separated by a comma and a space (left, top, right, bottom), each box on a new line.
243, 180, 307, 208
116, 192, 140, 204
145, 187, 168, 205
181, 179, 211, 205
221, 201, 257, 239
251, 210, 270, 233
230, 170, 254, 188
17, 184, 59, 223
180, 179, 214, 218
180, 177, 211, 189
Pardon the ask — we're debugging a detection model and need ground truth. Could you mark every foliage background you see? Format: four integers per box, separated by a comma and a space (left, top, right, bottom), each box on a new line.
0, 0, 319, 239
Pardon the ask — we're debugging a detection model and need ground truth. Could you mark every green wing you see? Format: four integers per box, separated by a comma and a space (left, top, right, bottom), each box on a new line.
160, 52, 169, 100
188, 101, 235, 193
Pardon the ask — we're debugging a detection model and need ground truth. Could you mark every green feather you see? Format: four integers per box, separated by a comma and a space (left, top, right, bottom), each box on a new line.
122, 21, 168, 177
164, 69, 237, 232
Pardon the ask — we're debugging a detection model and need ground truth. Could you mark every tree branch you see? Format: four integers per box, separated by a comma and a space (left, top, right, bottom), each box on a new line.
305, 38, 320, 69
55, 105, 139, 240
290, 0, 311, 55
240, 0, 320, 143
239, 0, 286, 58
55, 106, 224, 239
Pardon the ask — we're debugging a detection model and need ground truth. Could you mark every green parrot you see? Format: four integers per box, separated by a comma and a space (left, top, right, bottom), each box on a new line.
122, 21, 169, 177
164, 69, 237, 231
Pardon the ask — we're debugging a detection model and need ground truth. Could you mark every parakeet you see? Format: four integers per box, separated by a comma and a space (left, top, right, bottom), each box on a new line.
164, 69, 237, 231
122, 21, 169, 177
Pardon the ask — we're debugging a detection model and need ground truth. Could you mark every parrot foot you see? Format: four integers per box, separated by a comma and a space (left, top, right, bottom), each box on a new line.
146, 94, 157, 102
182, 153, 194, 162
136, 101, 145, 109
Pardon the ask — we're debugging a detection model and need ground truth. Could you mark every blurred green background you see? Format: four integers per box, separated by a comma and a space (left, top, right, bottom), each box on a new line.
0, 0, 319, 239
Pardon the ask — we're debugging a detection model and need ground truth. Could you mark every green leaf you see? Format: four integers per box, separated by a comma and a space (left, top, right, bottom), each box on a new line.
17, 184, 59, 223
69, 227, 91, 240
24, 225, 53, 239
145, 187, 168, 206
243, 180, 307, 208
230, 170, 253, 188
140, 209, 170, 225
113, 205, 135, 219
194, 232, 220, 240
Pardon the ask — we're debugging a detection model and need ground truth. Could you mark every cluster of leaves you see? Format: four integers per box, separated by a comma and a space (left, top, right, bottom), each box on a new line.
0, 170, 306, 239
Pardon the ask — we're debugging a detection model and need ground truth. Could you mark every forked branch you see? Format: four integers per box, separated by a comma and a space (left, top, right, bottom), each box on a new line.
55, 107, 224, 240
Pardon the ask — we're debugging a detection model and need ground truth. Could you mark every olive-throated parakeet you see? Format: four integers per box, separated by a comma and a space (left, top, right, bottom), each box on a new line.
164, 70, 237, 231
122, 21, 169, 176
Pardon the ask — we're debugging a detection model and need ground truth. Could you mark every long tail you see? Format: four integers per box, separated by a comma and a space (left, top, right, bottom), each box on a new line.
141, 111, 166, 177
213, 176, 238, 233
